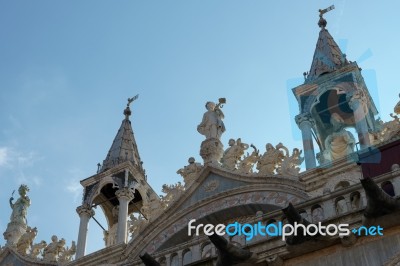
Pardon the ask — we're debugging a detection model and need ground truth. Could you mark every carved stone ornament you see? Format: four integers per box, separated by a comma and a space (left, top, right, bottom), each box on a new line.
221, 138, 247, 171
76, 203, 95, 217
197, 99, 226, 140
295, 113, 315, 128
16, 226, 37, 255
237, 144, 260, 174
116, 187, 135, 201
58, 240, 76, 263
42, 235, 65, 262
257, 143, 285, 175
160, 182, 185, 207
203, 180, 219, 192
277, 148, 304, 176
200, 138, 224, 165
128, 214, 148, 236
29, 240, 47, 259
372, 94, 400, 144
177, 157, 203, 187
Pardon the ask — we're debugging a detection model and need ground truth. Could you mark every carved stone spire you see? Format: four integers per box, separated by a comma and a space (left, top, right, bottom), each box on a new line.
101, 96, 144, 173
307, 5, 348, 82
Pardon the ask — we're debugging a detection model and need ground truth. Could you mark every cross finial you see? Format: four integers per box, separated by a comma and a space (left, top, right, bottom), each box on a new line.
127, 94, 139, 107
124, 94, 139, 119
318, 5, 335, 28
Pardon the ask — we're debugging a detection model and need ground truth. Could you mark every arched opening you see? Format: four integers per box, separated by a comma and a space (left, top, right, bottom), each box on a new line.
85, 208, 108, 253
201, 242, 212, 259
159, 257, 166, 266
381, 181, 395, 197
350, 191, 361, 210
310, 89, 355, 155
299, 209, 308, 220
335, 196, 348, 214
90, 179, 144, 247
170, 253, 179, 266
182, 249, 192, 265
334, 181, 350, 191
311, 204, 324, 222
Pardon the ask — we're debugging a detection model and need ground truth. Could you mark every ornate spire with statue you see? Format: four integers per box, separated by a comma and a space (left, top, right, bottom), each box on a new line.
2, 185, 76, 263
197, 98, 226, 165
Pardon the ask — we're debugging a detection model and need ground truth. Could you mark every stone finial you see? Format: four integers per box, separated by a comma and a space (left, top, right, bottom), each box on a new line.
394, 93, 400, 115
256, 143, 285, 175
43, 235, 60, 262
124, 94, 139, 120
58, 240, 77, 263
177, 157, 203, 187
16, 226, 37, 255
30, 240, 47, 259
128, 214, 147, 237
318, 5, 334, 28
237, 144, 260, 174
277, 148, 304, 176
221, 138, 249, 171
160, 182, 185, 207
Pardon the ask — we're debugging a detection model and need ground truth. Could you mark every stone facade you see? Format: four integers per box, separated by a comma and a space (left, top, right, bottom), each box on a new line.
3, 7, 400, 266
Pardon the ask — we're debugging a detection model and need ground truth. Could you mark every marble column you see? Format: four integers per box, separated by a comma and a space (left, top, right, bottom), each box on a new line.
349, 94, 370, 149
116, 187, 134, 244
296, 113, 316, 169
76, 204, 94, 259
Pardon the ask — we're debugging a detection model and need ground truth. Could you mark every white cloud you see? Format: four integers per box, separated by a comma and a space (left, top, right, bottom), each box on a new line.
0, 147, 9, 167
0, 146, 43, 187
0, 146, 40, 169
65, 168, 85, 203
17, 151, 37, 167
67, 181, 82, 197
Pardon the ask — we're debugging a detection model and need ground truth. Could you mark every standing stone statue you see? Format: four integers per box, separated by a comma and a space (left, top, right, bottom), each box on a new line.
256, 143, 285, 175
221, 139, 249, 171
197, 100, 226, 140
177, 157, 203, 187
16, 226, 38, 255
197, 98, 226, 165
323, 113, 355, 162
3, 184, 31, 246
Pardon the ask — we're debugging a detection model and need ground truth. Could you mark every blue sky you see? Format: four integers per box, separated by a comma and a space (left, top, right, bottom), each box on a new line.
1, 1, 400, 254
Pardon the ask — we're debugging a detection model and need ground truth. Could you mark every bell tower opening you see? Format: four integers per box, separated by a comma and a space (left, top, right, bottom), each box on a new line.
74, 97, 163, 259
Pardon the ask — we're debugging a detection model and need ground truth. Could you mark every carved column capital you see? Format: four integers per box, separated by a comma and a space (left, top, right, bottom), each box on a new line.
76, 203, 94, 218
116, 187, 135, 201
295, 113, 315, 128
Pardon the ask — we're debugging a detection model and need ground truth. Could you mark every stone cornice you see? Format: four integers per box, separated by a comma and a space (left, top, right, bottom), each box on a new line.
0, 246, 56, 266
66, 243, 126, 266
293, 63, 360, 97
